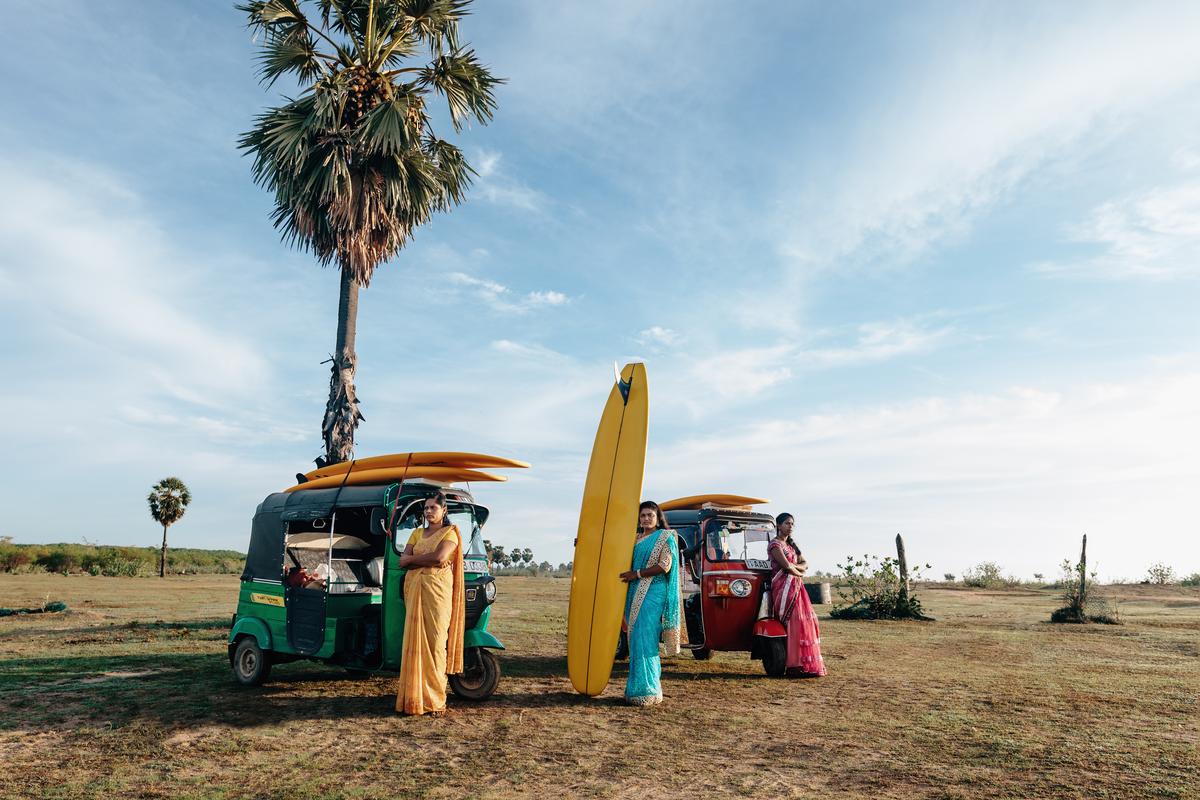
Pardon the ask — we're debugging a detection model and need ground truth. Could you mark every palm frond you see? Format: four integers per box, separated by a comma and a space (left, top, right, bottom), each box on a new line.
257, 31, 328, 86
241, 0, 499, 282
356, 93, 420, 156
419, 49, 501, 130
396, 0, 470, 54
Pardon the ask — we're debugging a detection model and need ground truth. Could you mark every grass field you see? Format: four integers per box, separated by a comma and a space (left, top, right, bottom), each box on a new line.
0, 575, 1196, 799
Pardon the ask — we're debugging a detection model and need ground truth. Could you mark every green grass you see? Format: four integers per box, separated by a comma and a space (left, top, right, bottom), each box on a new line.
0, 575, 1196, 798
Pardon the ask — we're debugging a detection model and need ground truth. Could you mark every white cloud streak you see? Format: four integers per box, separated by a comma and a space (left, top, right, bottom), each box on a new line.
777, 5, 1200, 276
1033, 182, 1200, 280
445, 271, 570, 313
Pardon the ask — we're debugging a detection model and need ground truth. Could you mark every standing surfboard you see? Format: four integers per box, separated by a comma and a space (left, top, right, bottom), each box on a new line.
567, 362, 649, 697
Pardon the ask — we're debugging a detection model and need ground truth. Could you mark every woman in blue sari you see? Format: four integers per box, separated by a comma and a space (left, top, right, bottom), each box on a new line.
618, 500, 682, 707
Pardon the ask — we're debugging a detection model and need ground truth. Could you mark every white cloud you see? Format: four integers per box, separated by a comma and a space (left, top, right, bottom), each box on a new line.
526, 290, 569, 307
1033, 182, 1200, 280
656, 316, 955, 416
489, 339, 568, 361
0, 158, 267, 404
445, 270, 570, 313
636, 326, 683, 349
687, 345, 794, 400
1173, 148, 1200, 171
648, 367, 1200, 579
801, 319, 953, 368
777, 5, 1200, 275
470, 148, 547, 213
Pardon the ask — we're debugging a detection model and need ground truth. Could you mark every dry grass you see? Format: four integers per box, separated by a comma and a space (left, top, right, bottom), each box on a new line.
0, 575, 1197, 799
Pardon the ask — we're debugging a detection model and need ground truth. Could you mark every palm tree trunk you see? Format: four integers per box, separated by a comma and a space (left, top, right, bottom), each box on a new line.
159, 524, 168, 578
323, 267, 365, 465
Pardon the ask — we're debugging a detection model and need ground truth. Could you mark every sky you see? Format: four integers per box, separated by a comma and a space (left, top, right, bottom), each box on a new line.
1, 1, 1198, 581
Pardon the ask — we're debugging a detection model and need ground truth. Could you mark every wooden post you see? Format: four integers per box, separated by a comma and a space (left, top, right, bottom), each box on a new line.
896, 533, 910, 603
1078, 534, 1087, 612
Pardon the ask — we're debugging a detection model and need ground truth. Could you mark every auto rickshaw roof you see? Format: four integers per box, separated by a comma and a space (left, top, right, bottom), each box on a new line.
241, 483, 482, 582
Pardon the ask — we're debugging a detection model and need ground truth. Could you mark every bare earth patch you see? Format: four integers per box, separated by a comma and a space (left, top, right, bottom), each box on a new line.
0, 574, 1196, 798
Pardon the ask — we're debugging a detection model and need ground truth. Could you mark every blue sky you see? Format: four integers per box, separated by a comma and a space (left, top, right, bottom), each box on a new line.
1, 1, 1198, 580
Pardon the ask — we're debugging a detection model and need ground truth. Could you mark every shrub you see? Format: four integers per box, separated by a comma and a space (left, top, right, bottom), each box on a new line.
1181, 573, 1200, 587
830, 554, 933, 621
943, 573, 956, 582
38, 551, 80, 574
1145, 563, 1177, 585
961, 561, 1019, 589
1052, 553, 1120, 625
0, 550, 31, 572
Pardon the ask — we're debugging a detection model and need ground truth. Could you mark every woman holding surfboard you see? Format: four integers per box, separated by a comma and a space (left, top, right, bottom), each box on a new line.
618, 501, 683, 706
395, 492, 466, 715
768, 513, 827, 677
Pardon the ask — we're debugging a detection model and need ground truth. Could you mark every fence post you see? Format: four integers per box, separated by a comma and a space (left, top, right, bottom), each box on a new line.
1078, 533, 1088, 610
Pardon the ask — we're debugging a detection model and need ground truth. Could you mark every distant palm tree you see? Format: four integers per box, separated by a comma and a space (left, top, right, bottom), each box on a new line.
238, 0, 502, 465
148, 478, 192, 578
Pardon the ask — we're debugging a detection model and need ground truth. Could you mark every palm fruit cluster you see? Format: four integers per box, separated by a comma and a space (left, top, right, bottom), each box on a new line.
341, 65, 393, 127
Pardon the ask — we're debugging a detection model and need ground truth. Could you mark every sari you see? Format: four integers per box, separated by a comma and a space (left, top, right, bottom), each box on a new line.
767, 538, 827, 676
623, 529, 682, 706
396, 524, 465, 715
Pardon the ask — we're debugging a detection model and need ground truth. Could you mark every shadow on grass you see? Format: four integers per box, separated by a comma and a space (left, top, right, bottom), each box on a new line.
0, 651, 407, 733
0, 617, 231, 641
0, 648, 774, 732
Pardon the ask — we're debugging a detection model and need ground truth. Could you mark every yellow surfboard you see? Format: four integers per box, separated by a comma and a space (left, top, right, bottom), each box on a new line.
302, 451, 530, 481
659, 494, 770, 512
283, 465, 507, 493
567, 362, 649, 697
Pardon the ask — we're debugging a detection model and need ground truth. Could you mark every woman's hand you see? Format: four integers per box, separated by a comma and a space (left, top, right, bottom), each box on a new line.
619, 570, 638, 582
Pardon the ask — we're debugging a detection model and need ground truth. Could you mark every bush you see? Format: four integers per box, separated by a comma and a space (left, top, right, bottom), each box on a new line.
962, 561, 1022, 589
943, 573, 956, 582
1051, 555, 1120, 625
1181, 573, 1200, 587
830, 554, 933, 621
1145, 563, 1177, 585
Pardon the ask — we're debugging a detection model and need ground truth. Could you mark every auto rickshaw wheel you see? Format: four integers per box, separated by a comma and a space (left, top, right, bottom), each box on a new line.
761, 637, 787, 677
232, 636, 271, 686
449, 647, 500, 701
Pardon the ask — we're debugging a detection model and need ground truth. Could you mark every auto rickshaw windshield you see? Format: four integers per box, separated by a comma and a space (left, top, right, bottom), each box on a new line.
705, 519, 774, 562
391, 501, 488, 558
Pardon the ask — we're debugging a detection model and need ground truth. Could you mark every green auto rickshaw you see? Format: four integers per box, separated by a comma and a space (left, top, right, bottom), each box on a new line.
228, 480, 503, 699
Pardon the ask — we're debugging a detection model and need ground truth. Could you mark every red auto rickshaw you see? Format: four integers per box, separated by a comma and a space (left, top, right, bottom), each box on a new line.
661, 494, 789, 676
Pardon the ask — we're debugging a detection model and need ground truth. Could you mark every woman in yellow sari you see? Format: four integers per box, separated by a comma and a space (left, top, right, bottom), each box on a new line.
396, 492, 465, 715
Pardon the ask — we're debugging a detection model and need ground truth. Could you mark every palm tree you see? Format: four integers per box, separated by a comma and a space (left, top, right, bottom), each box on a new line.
238, 0, 502, 465
148, 477, 192, 578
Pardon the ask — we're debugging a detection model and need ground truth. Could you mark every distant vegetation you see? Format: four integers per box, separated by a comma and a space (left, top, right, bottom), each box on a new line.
0, 539, 243, 576
961, 561, 1023, 589
1145, 562, 1177, 585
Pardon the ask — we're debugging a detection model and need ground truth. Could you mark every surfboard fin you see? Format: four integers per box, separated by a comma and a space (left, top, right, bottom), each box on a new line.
614, 362, 632, 404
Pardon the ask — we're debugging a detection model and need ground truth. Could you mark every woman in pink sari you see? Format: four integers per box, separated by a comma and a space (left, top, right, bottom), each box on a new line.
767, 513, 826, 677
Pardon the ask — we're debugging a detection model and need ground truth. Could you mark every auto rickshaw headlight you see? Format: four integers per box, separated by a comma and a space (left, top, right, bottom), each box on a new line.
484, 579, 497, 603
730, 579, 752, 598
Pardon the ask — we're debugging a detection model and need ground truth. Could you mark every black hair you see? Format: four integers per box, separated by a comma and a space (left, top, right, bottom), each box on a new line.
424, 491, 451, 527
774, 512, 802, 557
639, 500, 669, 533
